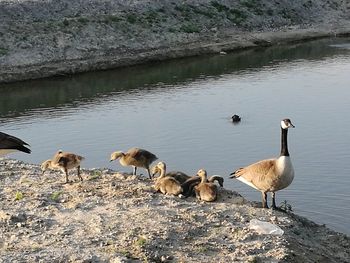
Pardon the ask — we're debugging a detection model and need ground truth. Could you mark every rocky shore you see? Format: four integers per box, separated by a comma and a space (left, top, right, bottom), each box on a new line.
1, 0, 350, 83
0, 158, 349, 262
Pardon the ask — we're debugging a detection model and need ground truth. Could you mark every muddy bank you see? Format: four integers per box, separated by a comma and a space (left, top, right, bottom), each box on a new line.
0, 158, 349, 262
0, 0, 350, 83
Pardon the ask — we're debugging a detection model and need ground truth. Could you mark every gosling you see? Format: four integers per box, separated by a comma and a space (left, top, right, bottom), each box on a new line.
182, 174, 224, 197
41, 150, 84, 183
194, 169, 218, 202
110, 147, 157, 179
152, 162, 183, 196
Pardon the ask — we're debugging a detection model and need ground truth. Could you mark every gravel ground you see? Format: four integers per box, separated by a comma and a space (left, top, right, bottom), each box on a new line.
0, 0, 350, 83
0, 158, 349, 262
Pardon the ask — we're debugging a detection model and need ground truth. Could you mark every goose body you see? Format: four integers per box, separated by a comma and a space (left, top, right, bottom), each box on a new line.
152, 162, 183, 196
110, 147, 157, 179
165, 171, 190, 184
194, 169, 218, 202
230, 118, 295, 209
0, 132, 31, 156
41, 151, 84, 183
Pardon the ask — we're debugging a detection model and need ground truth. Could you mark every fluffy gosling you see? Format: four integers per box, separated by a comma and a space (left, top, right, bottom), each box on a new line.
41, 150, 84, 183
152, 161, 183, 196
194, 169, 218, 202
110, 147, 157, 179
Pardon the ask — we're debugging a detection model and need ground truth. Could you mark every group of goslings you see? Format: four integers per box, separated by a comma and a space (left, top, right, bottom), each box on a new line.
1, 118, 295, 208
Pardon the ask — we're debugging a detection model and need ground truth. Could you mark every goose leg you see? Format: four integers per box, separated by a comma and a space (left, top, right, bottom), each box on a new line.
194, 187, 201, 201
77, 166, 83, 182
147, 168, 152, 179
133, 166, 137, 175
64, 167, 70, 183
261, 191, 268, 208
271, 192, 277, 209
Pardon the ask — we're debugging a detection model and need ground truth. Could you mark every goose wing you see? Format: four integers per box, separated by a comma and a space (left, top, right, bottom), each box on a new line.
232, 159, 277, 190
56, 153, 84, 166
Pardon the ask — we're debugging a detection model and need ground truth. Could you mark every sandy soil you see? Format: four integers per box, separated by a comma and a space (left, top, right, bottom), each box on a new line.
0, 158, 349, 262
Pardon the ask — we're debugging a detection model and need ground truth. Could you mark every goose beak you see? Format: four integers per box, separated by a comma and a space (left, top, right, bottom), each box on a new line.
109, 159, 113, 162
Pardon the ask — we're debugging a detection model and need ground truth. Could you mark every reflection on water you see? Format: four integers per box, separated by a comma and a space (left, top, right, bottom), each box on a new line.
330, 43, 350, 49
1, 37, 350, 235
0, 37, 346, 122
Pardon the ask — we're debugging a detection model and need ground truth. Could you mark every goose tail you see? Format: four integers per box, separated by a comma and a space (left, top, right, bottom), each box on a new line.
229, 168, 243, 178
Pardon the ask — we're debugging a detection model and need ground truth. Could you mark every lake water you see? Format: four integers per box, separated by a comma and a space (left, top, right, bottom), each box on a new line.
1, 37, 350, 235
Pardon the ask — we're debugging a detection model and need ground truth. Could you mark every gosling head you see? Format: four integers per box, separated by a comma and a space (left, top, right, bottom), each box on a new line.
40, 160, 52, 174
196, 169, 207, 178
281, 118, 295, 129
151, 161, 166, 177
110, 151, 123, 162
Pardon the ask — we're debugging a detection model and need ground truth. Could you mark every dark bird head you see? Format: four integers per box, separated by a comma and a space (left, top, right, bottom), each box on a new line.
231, 115, 241, 123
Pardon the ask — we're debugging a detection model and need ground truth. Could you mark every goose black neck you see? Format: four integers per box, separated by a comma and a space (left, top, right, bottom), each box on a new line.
280, 128, 289, 156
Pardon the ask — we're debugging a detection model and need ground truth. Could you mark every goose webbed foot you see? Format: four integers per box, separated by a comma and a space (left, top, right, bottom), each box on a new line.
271, 205, 288, 213
270, 192, 285, 211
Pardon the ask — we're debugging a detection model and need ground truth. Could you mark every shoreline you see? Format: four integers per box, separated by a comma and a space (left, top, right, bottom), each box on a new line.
1, 0, 350, 84
1, 24, 350, 84
0, 158, 349, 262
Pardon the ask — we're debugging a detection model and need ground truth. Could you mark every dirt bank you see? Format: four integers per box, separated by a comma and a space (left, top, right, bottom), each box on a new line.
0, 0, 350, 83
0, 158, 349, 262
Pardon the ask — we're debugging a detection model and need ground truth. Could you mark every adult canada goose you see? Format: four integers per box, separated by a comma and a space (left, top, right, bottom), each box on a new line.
110, 147, 157, 179
41, 151, 84, 183
194, 169, 218, 202
0, 131, 31, 156
229, 118, 295, 209
152, 162, 183, 195
151, 162, 190, 184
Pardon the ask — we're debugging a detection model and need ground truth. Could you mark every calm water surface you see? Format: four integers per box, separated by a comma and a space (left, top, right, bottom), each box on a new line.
1, 38, 350, 234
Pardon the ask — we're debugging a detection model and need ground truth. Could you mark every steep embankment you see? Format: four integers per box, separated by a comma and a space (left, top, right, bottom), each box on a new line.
0, 0, 350, 83
0, 159, 349, 262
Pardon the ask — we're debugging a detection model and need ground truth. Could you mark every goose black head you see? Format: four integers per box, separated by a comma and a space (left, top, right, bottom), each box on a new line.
231, 114, 241, 123
281, 119, 295, 129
